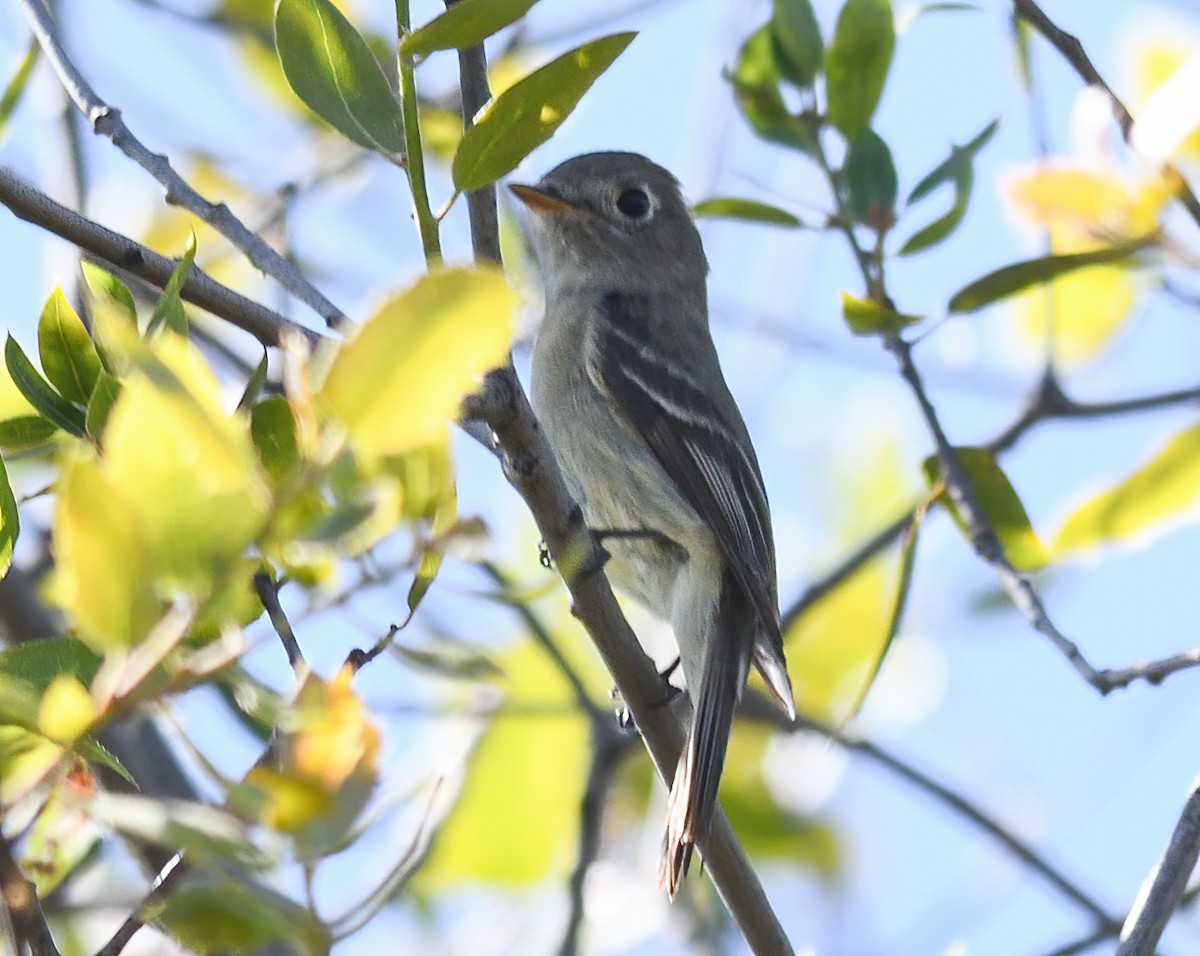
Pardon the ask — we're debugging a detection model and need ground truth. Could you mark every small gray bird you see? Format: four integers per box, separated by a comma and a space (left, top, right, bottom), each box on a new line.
510, 152, 795, 896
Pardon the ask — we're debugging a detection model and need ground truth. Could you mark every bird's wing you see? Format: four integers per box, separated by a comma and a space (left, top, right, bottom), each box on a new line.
587, 292, 781, 648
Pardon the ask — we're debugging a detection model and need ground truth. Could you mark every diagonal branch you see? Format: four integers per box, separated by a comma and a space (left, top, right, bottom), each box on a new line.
0, 835, 60, 956
1012, 0, 1200, 230
0, 166, 321, 348
16, 0, 350, 331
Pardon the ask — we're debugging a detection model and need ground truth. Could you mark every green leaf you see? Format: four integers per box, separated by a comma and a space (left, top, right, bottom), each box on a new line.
730, 25, 817, 152
825, 0, 895, 138
250, 396, 300, 485
401, 0, 538, 59
319, 266, 515, 458
947, 241, 1149, 313
900, 120, 998, 255
4, 336, 86, 437
146, 235, 196, 338
922, 447, 1048, 571
692, 197, 804, 228
843, 127, 897, 228
840, 292, 921, 335
451, 33, 635, 190
0, 38, 38, 142
771, 0, 823, 88
80, 262, 137, 326
0, 638, 103, 701
38, 287, 102, 406
1054, 423, 1200, 555
275, 0, 405, 157
84, 373, 121, 440
237, 351, 270, 412
0, 453, 17, 579
159, 876, 329, 956
0, 416, 58, 452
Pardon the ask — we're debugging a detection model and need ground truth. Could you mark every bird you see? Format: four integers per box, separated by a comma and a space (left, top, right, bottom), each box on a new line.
509, 151, 795, 896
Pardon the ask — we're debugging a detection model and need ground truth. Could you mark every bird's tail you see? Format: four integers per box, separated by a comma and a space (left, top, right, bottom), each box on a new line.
659, 572, 753, 898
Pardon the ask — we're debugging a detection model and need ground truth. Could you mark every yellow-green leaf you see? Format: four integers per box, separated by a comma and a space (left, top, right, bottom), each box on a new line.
771, 0, 823, 89
4, 336, 85, 436
38, 287, 102, 406
0, 452, 17, 579
319, 267, 514, 458
922, 447, 1048, 571
401, 0, 539, 59
840, 292, 921, 336
692, 197, 804, 228
452, 33, 635, 190
37, 674, 97, 745
1055, 422, 1200, 555
825, 0, 895, 138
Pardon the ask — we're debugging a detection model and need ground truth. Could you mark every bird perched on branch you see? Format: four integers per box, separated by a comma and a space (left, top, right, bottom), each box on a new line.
510, 151, 795, 896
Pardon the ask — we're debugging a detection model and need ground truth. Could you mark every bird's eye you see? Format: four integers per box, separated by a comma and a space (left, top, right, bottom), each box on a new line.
616, 187, 651, 219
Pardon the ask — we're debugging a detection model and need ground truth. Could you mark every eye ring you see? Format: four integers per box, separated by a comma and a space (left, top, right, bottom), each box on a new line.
615, 187, 652, 220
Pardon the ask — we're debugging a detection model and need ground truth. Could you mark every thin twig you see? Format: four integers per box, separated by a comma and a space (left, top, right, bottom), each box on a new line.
0, 166, 320, 348
253, 573, 307, 676
0, 835, 60, 956
1115, 771, 1200, 955
17, 0, 350, 330
1012, 0, 1200, 230
396, 0, 441, 264
93, 852, 187, 956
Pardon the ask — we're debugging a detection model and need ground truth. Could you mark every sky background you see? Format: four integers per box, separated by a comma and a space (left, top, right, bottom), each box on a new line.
4, 0, 1200, 954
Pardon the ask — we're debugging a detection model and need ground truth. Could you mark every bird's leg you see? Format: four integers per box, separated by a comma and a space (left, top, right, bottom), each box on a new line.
613, 656, 683, 732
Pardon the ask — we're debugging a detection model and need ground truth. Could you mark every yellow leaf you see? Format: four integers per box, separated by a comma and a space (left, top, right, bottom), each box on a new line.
319, 266, 515, 459
1007, 166, 1134, 236
37, 675, 97, 744
1054, 422, 1200, 555
784, 553, 898, 727
288, 666, 379, 790
52, 450, 162, 650
1133, 38, 1200, 162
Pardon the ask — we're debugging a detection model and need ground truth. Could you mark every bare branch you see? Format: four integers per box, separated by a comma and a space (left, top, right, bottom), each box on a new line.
253, 572, 307, 676
16, 0, 350, 331
1116, 772, 1200, 955
0, 835, 60, 956
93, 852, 186, 956
0, 166, 321, 348
1012, 0, 1200, 230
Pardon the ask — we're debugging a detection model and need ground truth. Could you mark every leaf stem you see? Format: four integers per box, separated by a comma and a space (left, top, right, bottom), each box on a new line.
396, 0, 442, 265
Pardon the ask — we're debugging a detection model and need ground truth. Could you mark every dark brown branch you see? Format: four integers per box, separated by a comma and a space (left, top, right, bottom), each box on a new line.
0, 166, 321, 349
93, 852, 186, 956
16, 0, 350, 330
253, 572, 306, 675
1012, 0, 1200, 230
0, 835, 60, 956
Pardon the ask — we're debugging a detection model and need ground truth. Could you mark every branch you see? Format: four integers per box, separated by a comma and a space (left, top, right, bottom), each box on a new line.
0, 166, 321, 349
253, 572, 307, 677
93, 852, 186, 956
1012, 0, 1200, 230
1115, 771, 1200, 955
16, 0, 350, 331
0, 835, 60, 956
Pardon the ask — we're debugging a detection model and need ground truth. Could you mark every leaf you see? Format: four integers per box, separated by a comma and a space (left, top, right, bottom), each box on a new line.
922, 448, 1048, 571
237, 351, 270, 412
84, 373, 121, 440
401, 0, 539, 59
0, 638, 102, 700
418, 638, 592, 886
825, 0, 895, 138
900, 119, 999, 255
1131, 50, 1200, 165
38, 287, 102, 406
843, 127, 897, 228
692, 197, 804, 228
250, 396, 300, 485
80, 262, 137, 325
275, 0, 405, 157
52, 451, 161, 650
730, 25, 817, 152
771, 0, 823, 89
451, 33, 636, 190
37, 675, 97, 744
0, 416, 57, 452
0, 452, 17, 579
89, 792, 269, 869
4, 337, 86, 436
159, 876, 329, 956
146, 235, 196, 338
948, 241, 1149, 313
319, 266, 514, 458
1054, 423, 1200, 555
0, 38, 38, 143
840, 292, 921, 335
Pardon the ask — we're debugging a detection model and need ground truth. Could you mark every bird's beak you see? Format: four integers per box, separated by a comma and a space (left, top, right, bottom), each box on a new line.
508, 183, 573, 214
